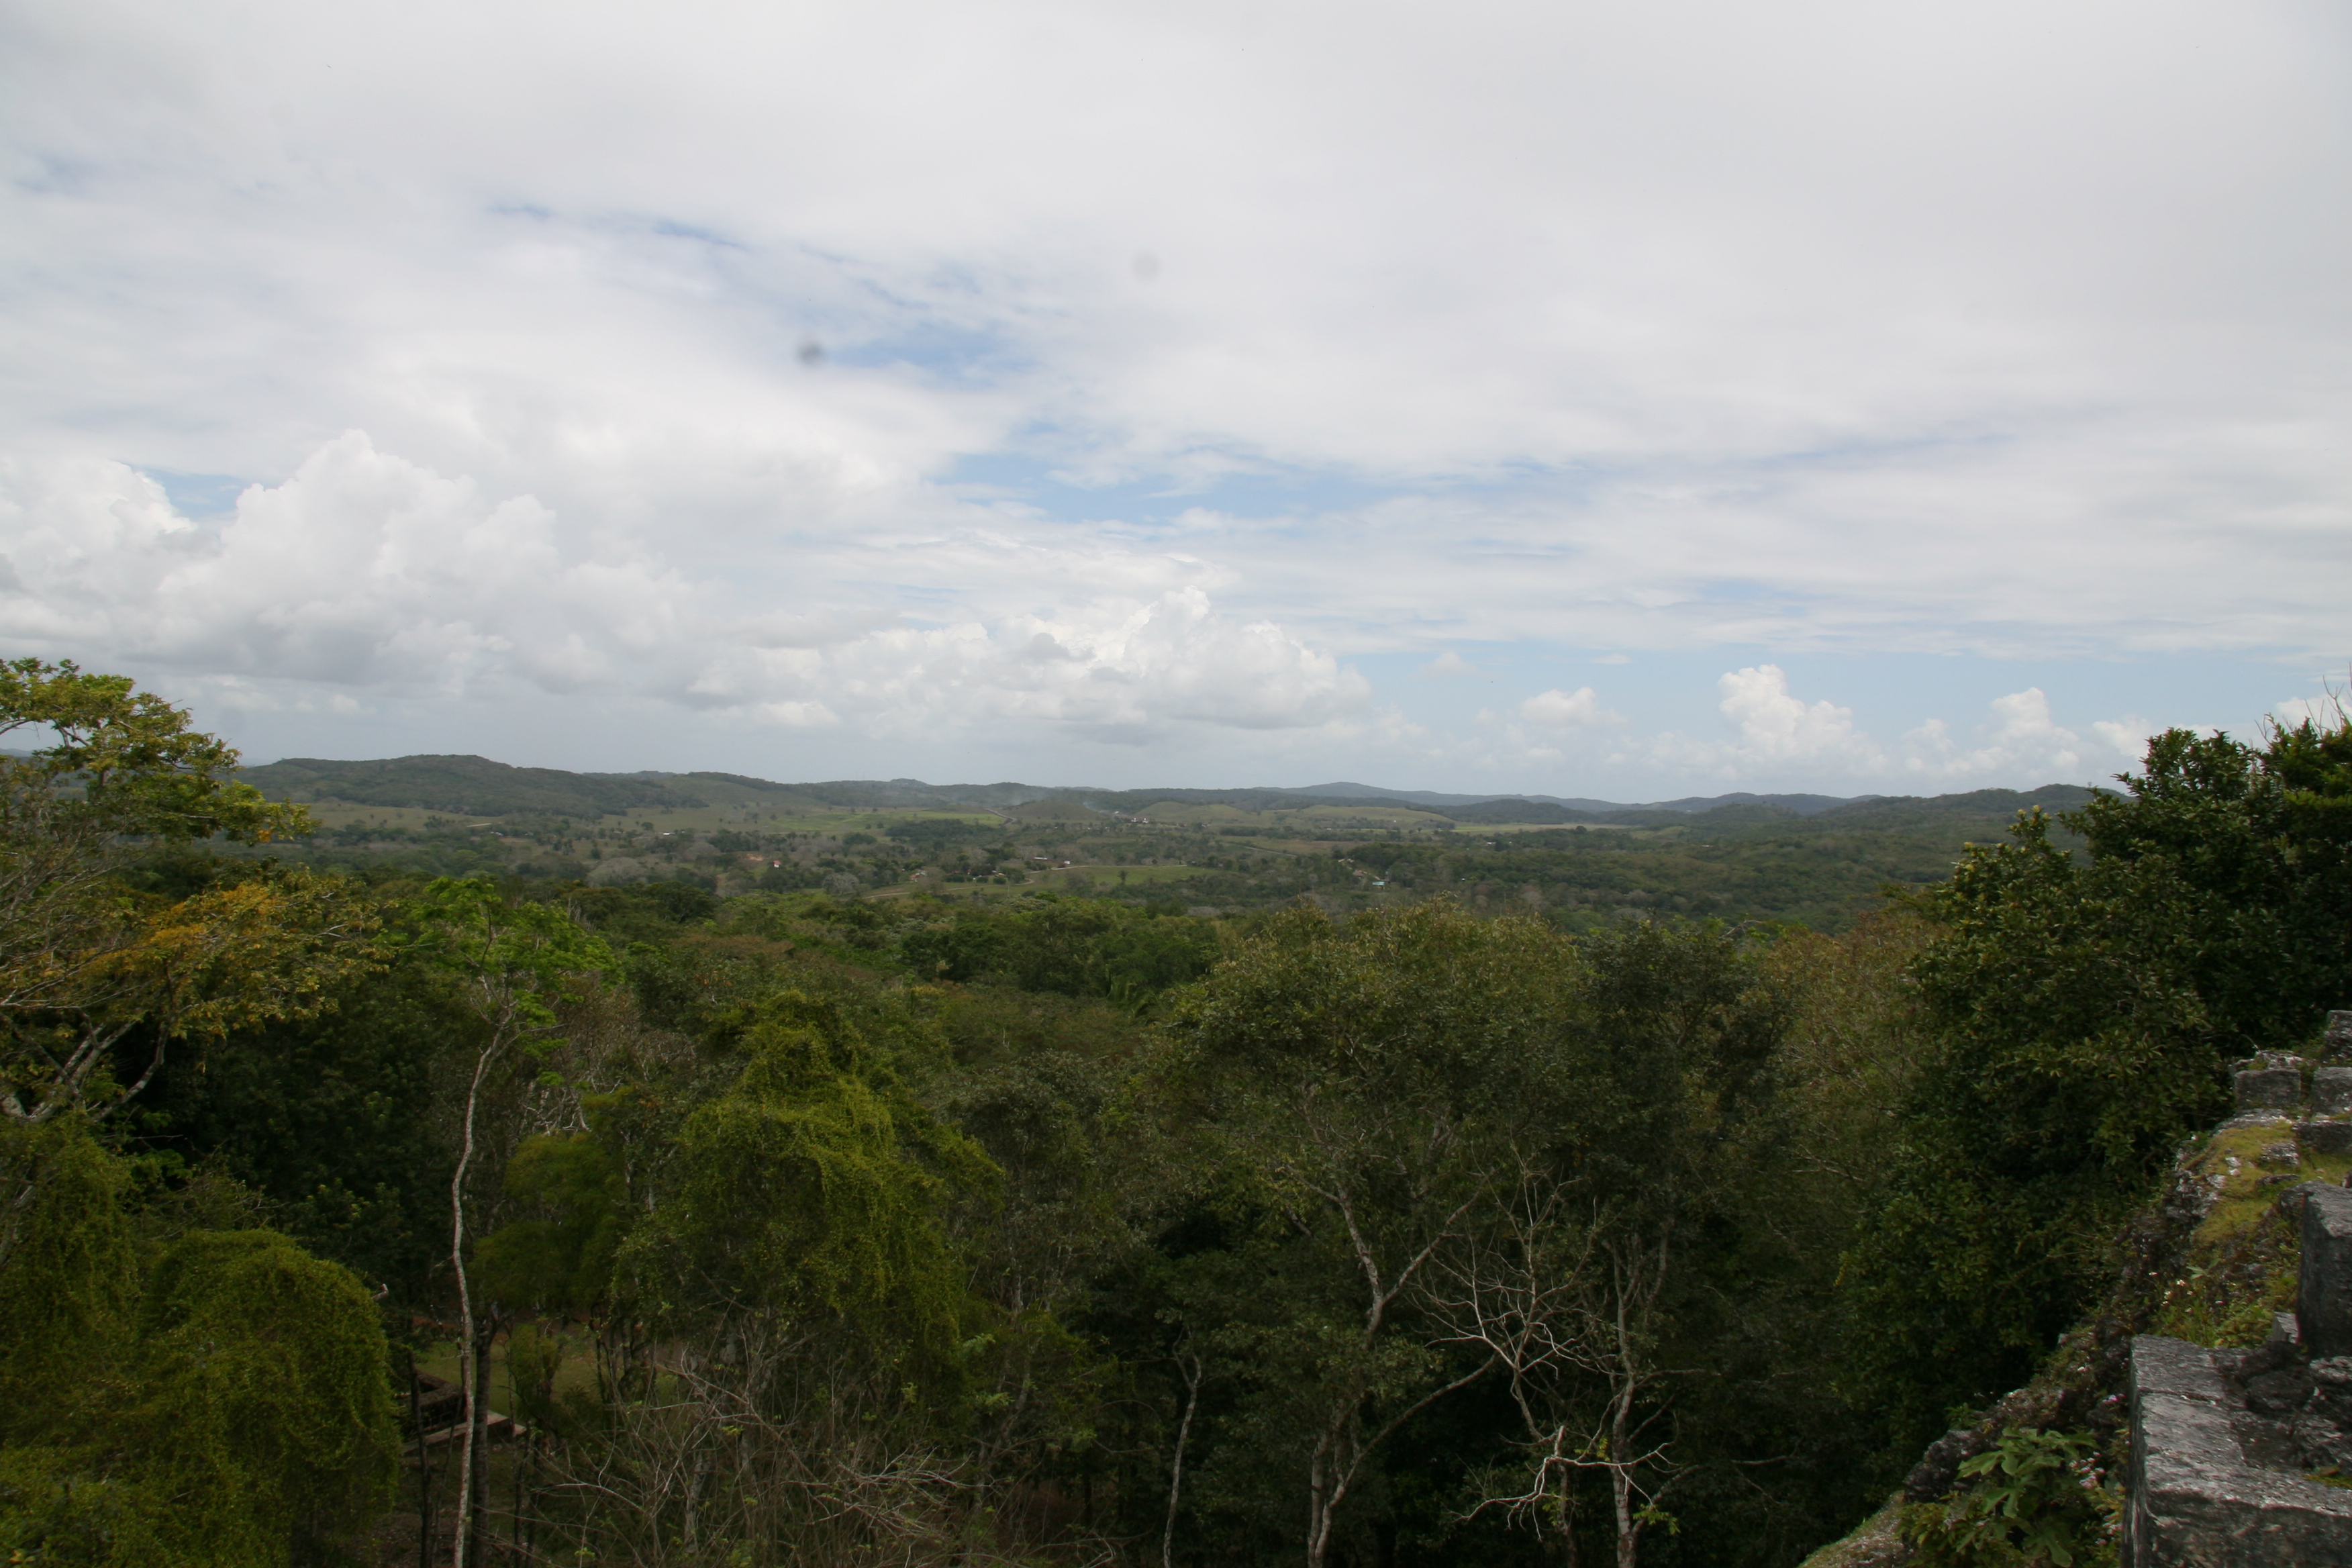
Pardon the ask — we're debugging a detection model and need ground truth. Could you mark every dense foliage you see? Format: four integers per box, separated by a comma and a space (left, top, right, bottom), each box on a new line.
8, 663, 2349, 1568
227, 752, 2095, 935
0, 1119, 398, 1566
1849, 719, 2352, 1442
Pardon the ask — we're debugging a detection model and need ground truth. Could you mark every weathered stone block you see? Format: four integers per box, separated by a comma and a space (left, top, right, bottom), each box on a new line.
1902, 1426, 1984, 1503
2297, 1121, 2352, 1159
2326, 1010, 2352, 1060
2237, 1067, 2304, 1112
2315, 1066, 2352, 1116
2304, 1185, 2352, 1360
2125, 1335, 2352, 1566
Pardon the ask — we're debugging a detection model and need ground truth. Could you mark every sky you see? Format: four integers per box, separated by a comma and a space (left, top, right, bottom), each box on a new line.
1, 0, 2346, 800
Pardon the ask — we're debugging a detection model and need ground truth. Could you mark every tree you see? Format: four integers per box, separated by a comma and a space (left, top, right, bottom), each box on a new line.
1163, 901, 1584, 1568
0, 1121, 398, 1565
1849, 715, 2352, 1438
0, 659, 378, 1132
1427, 918, 1803, 1568
583, 992, 999, 1561
403, 876, 614, 1568
132, 955, 481, 1324
1437, 1181, 1685, 1568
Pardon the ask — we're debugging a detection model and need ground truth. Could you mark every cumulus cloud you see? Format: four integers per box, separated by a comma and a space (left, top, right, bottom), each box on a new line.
1898, 687, 2145, 781
0, 434, 1367, 743
1715, 666, 1880, 769
2275, 695, 2351, 732
682, 587, 1369, 740
1520, 687, 1620, 728
0, 435, 691, 693
0, 1, 2339, 783
1636, 665, 2149, 786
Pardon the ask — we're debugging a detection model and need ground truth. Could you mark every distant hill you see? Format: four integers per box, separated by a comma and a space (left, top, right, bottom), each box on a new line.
1445, 799, 1603, 825
238, 755, 697, 818
1806, 784, 2098, 827
238, 756, 1459, 820
238, 757, 1066, 817
1280, 781, 1629, 812
1279, 781, 1883, 816
236, 752, 2098, 827
1640, 791, 1876, 816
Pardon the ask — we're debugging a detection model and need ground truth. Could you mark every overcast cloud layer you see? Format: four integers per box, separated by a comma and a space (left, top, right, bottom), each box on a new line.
2, 0, 2345, 796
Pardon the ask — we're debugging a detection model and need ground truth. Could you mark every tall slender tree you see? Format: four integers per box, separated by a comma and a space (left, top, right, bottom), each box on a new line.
405, 877, 613, 1568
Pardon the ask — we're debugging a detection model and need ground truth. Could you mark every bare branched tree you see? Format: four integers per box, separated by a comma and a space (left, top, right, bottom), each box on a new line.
1436, 1172, 1688, 1568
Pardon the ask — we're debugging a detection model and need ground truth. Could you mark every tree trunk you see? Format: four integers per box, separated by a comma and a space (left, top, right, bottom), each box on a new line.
448, 1036, 504, 1568
684, 1450, 706, 1551
1609, 1383, 1640, 1568
1305, 1419, 1346, 1568
411, 1351, 434, 1568
469, 1316, 495, 1561
1163, 1351, 1202, 1568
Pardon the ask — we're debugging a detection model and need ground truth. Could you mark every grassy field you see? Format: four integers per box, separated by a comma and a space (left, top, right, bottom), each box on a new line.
1120, 799, 1451, 832
872, 862, 1209, 899
297, 801, 1006, 836
1061, 863, 1209, 887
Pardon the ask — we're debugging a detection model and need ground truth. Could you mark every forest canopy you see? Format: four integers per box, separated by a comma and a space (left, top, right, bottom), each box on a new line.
2, 660, 2346, 1568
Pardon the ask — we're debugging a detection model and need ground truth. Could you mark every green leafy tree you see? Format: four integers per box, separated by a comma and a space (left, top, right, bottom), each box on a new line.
1850, 716, 2352, 1440
0, 659, 378, 1136
617, 991, 994, 1396
0, 1124, 397, 1566
1432, 918, 1810, 1568
0, 1118, 138, 1428
573, 991, 999, 1561
127, 1229, 401, 1563
1161, 901, 1585, 1568
131, 957, 479, 1322
901, 898, 1221, 1003
473, 1130, 628, 1324
403, 876, 614, 1568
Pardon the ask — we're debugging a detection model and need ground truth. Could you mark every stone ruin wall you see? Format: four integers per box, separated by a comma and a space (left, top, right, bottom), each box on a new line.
2124, 1008, 2352, 1566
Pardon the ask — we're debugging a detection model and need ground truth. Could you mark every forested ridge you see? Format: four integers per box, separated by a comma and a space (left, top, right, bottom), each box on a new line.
3, 660, 2349, 1567
222, 752, 2098, 936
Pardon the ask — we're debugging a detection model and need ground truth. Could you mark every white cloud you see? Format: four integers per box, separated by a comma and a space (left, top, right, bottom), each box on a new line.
2274, 695, 2349, 732
0, 1, 2341, 783
1520, 687, 1620, 728
678, 587, 1370, 740
0, 434, 690, 693
2089, 721, 2153, 765
1714, 665, 1879, 769
1897, 687, 2143, 781
1638, 667, 2150, 787
0, 434, 1367, 744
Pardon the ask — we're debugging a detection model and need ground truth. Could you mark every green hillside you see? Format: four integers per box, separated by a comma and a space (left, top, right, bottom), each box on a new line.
228, 753, 2106, 934
238, 754, 697, 816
